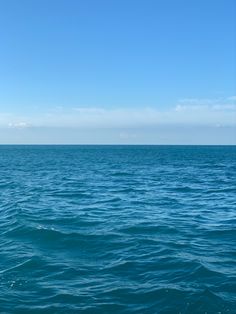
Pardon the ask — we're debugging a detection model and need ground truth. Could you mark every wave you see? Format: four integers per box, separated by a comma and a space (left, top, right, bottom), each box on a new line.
0, 145, 235, 313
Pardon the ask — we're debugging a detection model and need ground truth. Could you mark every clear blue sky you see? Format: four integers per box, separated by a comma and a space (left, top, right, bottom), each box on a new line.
0, 0, 235, 144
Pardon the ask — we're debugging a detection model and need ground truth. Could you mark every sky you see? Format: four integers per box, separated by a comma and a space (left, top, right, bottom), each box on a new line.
0, 0, 235, 144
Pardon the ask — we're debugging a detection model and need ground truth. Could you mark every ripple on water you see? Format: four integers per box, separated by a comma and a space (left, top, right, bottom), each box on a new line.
0, 145, 235, 313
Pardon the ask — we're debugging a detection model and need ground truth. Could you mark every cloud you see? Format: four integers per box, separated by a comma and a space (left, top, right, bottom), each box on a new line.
0, 96, 235, 129
178, 98, 217, 105
175, 103, 236, 112
8, 122, 31, 129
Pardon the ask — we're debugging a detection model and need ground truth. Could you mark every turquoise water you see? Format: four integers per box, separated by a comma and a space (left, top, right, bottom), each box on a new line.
0, 145, 235, 314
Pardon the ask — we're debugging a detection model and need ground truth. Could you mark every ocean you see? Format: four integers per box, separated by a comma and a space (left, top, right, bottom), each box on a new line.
0, 145, 235, 314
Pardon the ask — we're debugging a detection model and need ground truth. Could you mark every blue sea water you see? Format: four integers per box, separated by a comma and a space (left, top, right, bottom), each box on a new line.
0, 145, 235, 314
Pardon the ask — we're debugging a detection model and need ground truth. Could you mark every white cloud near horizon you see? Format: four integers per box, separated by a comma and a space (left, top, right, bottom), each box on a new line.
8, 122, 32, 129
0, 99, 235, 129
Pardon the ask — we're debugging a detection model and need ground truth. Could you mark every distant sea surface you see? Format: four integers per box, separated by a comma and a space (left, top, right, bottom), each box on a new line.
0, 145, 235, 314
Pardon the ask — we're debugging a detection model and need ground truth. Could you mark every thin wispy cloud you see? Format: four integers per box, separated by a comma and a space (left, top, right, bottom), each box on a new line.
0, 96, 235, 129
8, 122, 31, 129
177, 95, 236, 106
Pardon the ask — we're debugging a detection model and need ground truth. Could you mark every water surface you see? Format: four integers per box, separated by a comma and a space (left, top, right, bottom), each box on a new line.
0, 145, 235, 313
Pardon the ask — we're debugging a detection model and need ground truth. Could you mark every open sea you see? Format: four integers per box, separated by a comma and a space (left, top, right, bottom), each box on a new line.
0, 145, 235, 314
